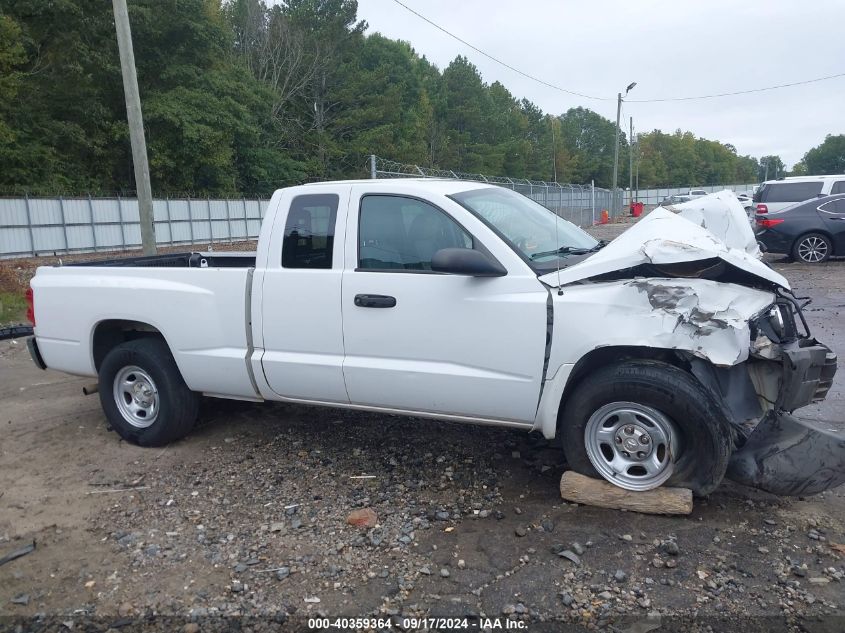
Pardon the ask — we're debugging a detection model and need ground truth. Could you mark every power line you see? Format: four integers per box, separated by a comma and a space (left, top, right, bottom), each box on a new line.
627, 72, 845, 102
389, 0, 609, 101
390, 0, 845, 104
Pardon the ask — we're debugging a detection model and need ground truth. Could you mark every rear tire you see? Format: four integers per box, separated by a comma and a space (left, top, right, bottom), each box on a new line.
98, 338, 198, 446
792, 233, 832, 263
560, 360, 733, 496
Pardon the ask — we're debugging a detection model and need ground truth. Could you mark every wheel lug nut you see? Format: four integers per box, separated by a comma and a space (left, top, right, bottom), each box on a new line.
615, 436, 622, 444
637, 451, 645, 458
624, 426, 634, 435
639, 435, 650, 444
622, 451, 630, 457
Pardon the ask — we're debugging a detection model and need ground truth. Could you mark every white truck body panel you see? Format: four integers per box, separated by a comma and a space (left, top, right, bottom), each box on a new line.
258, 184, 350, 403
31, 267, 257, 399
28, 179, 799, 438
338, 183, 547, 422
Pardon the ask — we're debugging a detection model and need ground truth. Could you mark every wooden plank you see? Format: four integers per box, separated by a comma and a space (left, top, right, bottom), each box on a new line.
560, 471, 693, 515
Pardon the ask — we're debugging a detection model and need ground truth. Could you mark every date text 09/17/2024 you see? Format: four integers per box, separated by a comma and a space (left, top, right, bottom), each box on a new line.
307, 617, 527, 630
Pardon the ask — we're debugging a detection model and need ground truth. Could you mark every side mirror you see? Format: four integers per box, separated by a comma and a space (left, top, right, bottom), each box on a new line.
431, 248, 507, 277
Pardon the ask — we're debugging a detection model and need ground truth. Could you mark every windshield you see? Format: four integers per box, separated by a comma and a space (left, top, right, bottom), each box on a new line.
450, 187, 598, 270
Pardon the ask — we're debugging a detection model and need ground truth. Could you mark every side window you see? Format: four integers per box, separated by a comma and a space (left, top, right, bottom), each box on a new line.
762, 182, 823, 203
359, 195, 472, 271
819, 199, 845, 215
282, 194, 339, 269
831, 181, 845, 195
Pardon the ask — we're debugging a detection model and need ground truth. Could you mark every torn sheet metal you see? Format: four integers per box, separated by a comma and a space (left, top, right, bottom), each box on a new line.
547, 278, 775, 369
671, 190, 760, 256
539, 208, 788, 289
727, 412, 845, 496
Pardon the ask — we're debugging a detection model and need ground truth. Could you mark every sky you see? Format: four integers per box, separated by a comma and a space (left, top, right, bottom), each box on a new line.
355, 0, 845, 168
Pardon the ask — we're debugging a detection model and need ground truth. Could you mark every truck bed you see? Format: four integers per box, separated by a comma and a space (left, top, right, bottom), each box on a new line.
31, 257, 258, 400
69, 251, 256, 269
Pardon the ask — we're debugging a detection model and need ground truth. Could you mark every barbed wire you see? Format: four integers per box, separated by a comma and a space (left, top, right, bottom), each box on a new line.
373, 157, 611, 191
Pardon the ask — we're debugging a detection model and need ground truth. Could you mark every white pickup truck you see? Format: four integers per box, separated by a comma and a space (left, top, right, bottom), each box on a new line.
26, 181, 842, 496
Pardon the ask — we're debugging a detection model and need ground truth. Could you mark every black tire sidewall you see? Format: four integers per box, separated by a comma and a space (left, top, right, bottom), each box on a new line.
792, 233, 832, 263
560, 360, 733, 496
98, 338, 197, 447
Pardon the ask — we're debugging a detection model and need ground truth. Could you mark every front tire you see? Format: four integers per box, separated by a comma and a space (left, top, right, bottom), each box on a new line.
792, 233, 832, 263
98, 338, 198, 446
560, 360, 733, 496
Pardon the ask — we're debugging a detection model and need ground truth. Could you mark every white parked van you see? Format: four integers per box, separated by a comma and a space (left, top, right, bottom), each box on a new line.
753, 175, 845, 214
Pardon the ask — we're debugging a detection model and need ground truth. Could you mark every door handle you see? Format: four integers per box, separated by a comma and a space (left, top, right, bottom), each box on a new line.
354, 294, 397, 308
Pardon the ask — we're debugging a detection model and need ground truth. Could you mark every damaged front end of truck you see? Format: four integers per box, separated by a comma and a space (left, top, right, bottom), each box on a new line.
543, 206, 842, 496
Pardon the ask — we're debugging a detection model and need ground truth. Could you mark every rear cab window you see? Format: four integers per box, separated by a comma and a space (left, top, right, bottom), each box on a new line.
282, 194, 340, 269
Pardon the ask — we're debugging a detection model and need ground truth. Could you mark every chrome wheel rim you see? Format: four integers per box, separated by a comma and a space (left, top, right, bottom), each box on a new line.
584, 401, 680, 491
798, 236, 828, 263
113, 365, 159, 428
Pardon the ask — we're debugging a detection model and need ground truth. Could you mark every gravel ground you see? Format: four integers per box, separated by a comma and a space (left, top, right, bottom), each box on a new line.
1, 220, 844, 632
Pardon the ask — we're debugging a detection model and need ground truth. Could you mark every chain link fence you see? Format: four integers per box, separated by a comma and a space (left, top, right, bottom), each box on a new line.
370, 156, 617, 228
625, 183, 757, 208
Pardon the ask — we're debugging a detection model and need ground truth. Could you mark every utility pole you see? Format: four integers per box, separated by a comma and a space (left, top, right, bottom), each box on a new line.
629, 116, 634, 205
550, 116, 557, 183
113, 0, 155, 255
635, 134, 640, 202
612, 82, 636, 216
611, 93, 622, 215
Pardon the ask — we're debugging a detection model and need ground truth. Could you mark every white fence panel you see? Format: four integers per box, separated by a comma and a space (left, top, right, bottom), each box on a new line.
0, 195, 267, 258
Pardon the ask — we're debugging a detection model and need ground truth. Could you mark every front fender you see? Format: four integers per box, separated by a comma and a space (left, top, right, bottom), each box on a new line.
547, 279, 775, 371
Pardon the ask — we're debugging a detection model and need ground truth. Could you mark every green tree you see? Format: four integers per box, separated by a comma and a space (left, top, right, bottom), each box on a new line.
0, 0, 124, 194
759, 155, 786, 181
803, 134, 845, 175
789, 160, 808, 177
0, 13, 26, 147
558, 107, 624, 187
440, 55, 490, 172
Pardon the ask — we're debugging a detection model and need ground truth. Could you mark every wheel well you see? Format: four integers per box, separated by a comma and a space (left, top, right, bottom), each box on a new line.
792, 230, 835, 256
558, 346, 689, 425
92, 320, 165, 371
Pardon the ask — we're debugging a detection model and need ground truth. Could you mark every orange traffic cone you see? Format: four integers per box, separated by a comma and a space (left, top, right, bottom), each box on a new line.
599, 209, 609, 225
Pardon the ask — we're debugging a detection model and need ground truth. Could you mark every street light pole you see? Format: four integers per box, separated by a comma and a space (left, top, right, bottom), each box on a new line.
611, 82, 636, 217
550, 115, 557, 183
629, 116, 634, 204
113, 0, 156, 255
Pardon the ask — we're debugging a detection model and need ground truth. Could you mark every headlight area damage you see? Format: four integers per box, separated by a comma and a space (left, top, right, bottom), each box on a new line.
689, 295, 840, 496
542, 206, 842, 496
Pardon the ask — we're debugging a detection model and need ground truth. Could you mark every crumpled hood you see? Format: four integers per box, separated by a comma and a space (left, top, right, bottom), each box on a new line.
673, 190, 760, 255
539, 207, 789, 289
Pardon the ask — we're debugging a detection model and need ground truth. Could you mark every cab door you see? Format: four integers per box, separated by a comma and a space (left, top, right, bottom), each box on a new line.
260, 187, 349, 403
339, 188, 548, 423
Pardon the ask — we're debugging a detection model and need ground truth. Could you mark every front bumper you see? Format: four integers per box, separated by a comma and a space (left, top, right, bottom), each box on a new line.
780, 339, 837, 411
728, 412, 845, 496
727, 338, 841, 496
